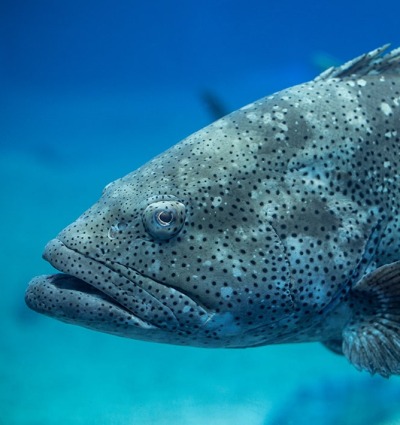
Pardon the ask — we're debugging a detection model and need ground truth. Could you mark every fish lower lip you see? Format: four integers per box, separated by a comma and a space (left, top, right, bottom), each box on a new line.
25, 273, 156, 331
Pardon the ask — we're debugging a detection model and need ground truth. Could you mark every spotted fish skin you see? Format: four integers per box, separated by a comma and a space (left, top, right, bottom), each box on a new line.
26, 46, 400, 377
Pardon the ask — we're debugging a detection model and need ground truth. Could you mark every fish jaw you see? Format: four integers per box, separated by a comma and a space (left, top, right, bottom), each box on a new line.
25, 238, 215, 344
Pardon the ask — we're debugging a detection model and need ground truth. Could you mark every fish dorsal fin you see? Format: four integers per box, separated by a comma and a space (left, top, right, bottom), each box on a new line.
314, 44, 400, 82
342, 260, 400, 377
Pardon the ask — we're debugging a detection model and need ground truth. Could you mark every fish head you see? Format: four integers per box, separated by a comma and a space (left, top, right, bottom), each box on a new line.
26, 120, 295, 347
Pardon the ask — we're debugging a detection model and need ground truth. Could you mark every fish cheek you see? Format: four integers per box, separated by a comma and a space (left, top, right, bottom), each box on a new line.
177, 222, 295, 326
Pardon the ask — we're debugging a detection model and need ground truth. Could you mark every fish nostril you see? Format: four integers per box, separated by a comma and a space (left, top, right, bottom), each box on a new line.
107, 222, 127, 240
118, 222, 127, 231
108, 226, 118, 240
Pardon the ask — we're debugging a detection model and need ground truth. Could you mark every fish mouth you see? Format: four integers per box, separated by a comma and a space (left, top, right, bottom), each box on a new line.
26, 272, 156, 331
25, 238, 210, 337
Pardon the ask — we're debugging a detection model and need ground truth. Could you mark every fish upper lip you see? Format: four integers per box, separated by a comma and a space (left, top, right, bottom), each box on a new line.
43, 238, 210, 330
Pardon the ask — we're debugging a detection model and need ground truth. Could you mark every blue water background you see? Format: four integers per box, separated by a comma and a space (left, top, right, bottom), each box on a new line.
1, 1, 400, 424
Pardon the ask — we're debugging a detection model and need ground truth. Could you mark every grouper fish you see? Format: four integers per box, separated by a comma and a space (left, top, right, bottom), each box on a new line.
26, 45, 400, 377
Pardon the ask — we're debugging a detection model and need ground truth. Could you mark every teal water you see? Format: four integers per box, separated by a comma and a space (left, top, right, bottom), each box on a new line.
2, 1, 400, 424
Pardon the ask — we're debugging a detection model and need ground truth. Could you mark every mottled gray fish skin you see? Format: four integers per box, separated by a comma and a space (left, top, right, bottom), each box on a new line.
26, 46, 400, 377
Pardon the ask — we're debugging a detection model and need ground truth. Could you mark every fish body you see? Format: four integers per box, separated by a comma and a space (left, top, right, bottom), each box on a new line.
26, 46, 400, 377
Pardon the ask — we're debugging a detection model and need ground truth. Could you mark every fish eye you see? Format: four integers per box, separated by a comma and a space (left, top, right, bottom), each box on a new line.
156, 210, 174, 226
143, 200, 186, 240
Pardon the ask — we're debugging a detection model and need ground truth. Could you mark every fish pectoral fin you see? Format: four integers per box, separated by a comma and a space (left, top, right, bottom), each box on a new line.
342, 260, 400, 378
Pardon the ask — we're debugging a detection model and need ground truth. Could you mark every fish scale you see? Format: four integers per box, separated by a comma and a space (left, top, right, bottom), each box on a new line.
26, 45, 400, 377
